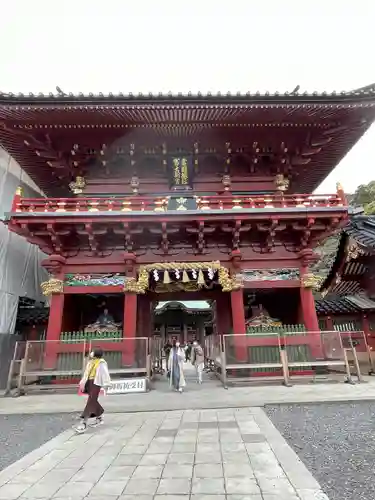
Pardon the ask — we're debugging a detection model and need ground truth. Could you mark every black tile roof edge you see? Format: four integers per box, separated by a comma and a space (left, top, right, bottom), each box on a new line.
315, 296, 364, 314
320, 214, 375, 294
346, 215, 375, 247
1, 87, 375, 105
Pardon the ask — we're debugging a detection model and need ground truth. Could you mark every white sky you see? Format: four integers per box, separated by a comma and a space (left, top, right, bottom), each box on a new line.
1, 0, 374, 194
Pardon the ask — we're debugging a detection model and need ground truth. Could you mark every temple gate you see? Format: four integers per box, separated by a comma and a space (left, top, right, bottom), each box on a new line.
3, 87, 375, 383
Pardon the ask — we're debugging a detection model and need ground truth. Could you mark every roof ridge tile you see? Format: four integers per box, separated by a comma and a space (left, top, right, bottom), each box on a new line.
1, 86, 375, 101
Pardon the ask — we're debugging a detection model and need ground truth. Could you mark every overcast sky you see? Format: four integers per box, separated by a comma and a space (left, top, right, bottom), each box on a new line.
1, 0, 374, 194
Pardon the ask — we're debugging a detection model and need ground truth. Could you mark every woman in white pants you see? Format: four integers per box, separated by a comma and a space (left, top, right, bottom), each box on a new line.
168, 341, 186, 392
191, 341, 204, 384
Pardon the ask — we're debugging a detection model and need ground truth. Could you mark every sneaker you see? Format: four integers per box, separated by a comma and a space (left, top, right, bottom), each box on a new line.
178, 388, 183, 393
74, 422, 87, 434
90, 417, 103, 427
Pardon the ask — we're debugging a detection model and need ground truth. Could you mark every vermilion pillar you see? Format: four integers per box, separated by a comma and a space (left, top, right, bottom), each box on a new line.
123, 293, 137, 366
143, 297, 152, 338
299, 248, 324, 360
300, 283, 323, 358
44, 293, 65, 369
230, 290, 247, 362
216, 293, 231, 334
326, 315, 334, 331
300, 286, 319, 331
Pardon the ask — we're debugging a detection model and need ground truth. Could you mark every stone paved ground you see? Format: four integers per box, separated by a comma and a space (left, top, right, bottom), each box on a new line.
266, 402, 375, 500
0, 407, 328, 500
0, 414, 75, 472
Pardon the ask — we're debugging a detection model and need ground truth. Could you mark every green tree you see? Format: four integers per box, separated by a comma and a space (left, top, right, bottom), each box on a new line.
351, 181, 375, 214
364, 201, 375, 215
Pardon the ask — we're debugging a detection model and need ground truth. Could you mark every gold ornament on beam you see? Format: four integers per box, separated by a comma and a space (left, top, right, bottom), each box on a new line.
123, 271, 150, 294
300, 273, 323, 290
155, 282, 201, 293
176, 197, 187, 210
69, 176, 86, 194
41, 278, 64, 296
274, 174, 289, 192
346, 239, 364, 261
123, 261, 241, 294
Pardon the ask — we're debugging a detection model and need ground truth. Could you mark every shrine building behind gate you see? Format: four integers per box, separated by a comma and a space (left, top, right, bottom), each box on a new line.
3, 86, 375, 374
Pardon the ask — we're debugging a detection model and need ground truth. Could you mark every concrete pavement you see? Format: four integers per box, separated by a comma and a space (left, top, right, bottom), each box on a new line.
0, 407, 329, 500
2, 375, 375, 415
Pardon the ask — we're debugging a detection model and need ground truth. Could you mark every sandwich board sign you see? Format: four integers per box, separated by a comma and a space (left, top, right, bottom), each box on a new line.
107, 378, 147, 394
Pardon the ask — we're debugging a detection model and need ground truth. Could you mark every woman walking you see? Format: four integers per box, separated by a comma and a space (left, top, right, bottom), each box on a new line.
75, 348, 111, 434
191, 340, 205, 384
168, 341, 186, 392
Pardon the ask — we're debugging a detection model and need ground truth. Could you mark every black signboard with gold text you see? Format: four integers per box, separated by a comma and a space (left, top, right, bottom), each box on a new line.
169, 156, 193, 189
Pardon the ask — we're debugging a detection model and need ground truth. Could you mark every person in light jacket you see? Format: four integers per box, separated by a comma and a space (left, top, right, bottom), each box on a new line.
74, 348, 111, 434
168, 341, 186, 392
191, 340, 205, 384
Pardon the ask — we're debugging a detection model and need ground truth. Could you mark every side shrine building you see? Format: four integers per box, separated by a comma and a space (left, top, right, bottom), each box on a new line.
2, 87, 375, 375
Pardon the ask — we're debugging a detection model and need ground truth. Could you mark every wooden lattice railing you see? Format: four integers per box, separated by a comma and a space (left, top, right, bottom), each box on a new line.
246, 324, 307, 335
60, 331, 122, 341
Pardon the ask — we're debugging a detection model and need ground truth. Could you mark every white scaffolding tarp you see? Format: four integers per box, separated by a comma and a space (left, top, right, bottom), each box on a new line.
0, 148, 48, 334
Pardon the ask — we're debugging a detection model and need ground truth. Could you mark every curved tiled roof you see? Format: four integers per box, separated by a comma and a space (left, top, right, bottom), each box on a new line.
155, 301, 211, 314
346, 216, 375, 249
1, 85, 375, 196
1, 84, 375, 103
16, 306, 49, 325
321, 215, 375, 296
316, 297, 361, 314
316, 295, 375, 314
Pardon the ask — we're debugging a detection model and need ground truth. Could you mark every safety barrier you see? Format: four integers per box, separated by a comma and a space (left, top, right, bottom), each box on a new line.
204, 335, 221, 365
335, 330, 375, 378
204, 335, 225, 383
280, 330, 354, 384
210, 330, 366, 388
6, 337, 151, 396
149, 336, 164, 375
6, 330, 368, 395
5, 341, 27, 395
222, 333, 288, 387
